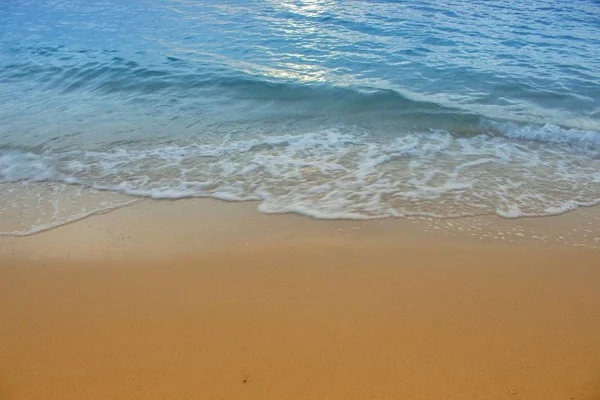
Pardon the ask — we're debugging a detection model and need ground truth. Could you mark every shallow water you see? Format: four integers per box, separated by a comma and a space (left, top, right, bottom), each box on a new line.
1, 0, 600, 234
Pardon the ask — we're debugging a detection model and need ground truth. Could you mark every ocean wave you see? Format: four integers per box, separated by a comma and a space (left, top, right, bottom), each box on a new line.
1, 124, 599, 234
0, 54, 448, 113
3, 51, 598, 134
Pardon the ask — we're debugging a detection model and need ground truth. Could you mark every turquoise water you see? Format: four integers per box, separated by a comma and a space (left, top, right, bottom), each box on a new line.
1, 0, 600, 233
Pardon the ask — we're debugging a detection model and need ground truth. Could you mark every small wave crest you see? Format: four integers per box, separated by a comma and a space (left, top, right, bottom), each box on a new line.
489, 121, 600, 150
1, 53, 452, 119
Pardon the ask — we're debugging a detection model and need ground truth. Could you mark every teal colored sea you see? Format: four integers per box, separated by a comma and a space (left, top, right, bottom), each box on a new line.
1, 0, 599, 234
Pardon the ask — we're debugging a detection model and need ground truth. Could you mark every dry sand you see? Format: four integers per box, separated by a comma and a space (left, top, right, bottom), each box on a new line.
1, 199, 600, 400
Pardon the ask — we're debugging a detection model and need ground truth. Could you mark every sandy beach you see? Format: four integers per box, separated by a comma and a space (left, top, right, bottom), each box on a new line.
2, 0, 600, 398
1, 199, 600, 400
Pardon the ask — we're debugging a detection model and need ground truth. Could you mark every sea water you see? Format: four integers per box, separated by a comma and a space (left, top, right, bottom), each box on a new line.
1, 0, 599, 235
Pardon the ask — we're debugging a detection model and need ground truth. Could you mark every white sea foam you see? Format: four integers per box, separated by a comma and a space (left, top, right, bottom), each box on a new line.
0, 150, 57, 182
1, 124, 600, 234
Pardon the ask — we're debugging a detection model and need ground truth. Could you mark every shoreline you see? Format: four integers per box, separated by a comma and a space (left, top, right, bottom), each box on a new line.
3, 178, 600, 250
1, 198, 600, 399
2, 197, 600, 262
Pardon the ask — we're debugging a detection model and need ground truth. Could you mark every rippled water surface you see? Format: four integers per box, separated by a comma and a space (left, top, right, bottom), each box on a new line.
1, 0, 600, 234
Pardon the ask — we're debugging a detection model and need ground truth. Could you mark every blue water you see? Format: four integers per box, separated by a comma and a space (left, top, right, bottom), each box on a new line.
1, 0, 600, 233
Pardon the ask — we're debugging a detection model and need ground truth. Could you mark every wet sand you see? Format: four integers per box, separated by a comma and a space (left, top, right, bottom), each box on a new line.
1, 199, 600, 400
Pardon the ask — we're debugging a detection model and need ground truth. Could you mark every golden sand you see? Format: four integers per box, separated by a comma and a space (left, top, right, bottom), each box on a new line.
1, 199, 600, 399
